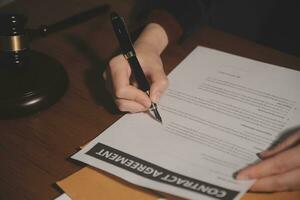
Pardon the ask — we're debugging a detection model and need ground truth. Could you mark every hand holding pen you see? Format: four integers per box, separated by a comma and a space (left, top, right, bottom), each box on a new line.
103, 13, 169, 121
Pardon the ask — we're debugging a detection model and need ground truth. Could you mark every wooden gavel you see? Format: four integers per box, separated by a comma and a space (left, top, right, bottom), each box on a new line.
0, 4, 109, 118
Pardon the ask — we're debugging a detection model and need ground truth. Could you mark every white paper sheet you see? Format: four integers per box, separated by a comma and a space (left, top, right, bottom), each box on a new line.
54, 193, 72, 200
72, 46, 300, 200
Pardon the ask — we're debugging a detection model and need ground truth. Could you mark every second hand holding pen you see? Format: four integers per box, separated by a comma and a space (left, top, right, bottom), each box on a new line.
110, 12, 162, 123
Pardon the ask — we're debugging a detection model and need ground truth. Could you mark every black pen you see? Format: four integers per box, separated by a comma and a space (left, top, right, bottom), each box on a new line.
110, 12, 162, 123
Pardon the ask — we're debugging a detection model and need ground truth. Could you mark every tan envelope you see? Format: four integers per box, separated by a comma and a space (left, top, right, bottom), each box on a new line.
57, 167, 162, 200
242, 191, 300, 200
57, 166, 300, 200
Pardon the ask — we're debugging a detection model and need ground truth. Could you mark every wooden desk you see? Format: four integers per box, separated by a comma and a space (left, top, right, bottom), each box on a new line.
0, 0, 300, 199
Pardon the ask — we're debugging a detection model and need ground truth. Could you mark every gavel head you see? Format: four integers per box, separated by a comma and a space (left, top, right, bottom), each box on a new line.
0, 14, 29, 65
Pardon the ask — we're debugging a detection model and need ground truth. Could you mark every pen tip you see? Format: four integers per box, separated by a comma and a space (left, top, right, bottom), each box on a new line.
154, 109, 163, 123
157, 116, 163, 124
150, 102, 163, 124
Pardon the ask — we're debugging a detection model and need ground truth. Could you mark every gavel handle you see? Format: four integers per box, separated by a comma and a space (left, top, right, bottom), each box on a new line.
28, 4, 109, 40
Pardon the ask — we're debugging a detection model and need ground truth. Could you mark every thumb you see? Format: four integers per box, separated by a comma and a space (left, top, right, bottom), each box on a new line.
259, 130, 300, 159
148, 69, 169, 103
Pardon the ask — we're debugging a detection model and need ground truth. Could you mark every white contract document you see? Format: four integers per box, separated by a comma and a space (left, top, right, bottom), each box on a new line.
54, 194, 72, 200
72, 46, 300, 200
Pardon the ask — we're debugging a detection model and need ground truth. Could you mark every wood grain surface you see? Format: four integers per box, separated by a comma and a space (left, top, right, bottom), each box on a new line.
0, 0, 299, 199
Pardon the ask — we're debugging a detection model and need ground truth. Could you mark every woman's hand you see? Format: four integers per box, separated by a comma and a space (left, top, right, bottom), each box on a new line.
103, 23, 169, 113
236, 130, 300, 192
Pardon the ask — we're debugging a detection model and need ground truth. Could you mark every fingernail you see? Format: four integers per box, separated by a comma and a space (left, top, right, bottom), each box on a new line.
258, 150, 270, 158
133, 104, 148, 113
236, 173, 250, 180
256, 152, 263, 159
232, 171, 239, 179
143, 100, 151, 109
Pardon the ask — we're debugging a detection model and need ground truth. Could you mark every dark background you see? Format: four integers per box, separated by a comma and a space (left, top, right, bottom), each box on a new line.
134, 0, 300, 56
209, 0, 300, 56
0, 0, 299, 199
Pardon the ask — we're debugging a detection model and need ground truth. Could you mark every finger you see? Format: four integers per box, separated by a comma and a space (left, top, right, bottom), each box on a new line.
129, 76, 139, 88
250, 168, 300, 192
102, 70, 107, 80
259, 130, 300, 158
115, 99, 148, 113
236, 145, 300, 180
109, 55, 131, 90
148, 69, 169, 103
109, 57, 151, 108
108, 56, 152, 110
105, 55, 130, 96
114, 85, 151, 109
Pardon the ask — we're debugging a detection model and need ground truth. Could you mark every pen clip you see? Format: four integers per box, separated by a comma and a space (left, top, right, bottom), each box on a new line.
120, 17, 132, 43
110, 12, 135, 55
111, 12, 150, 92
